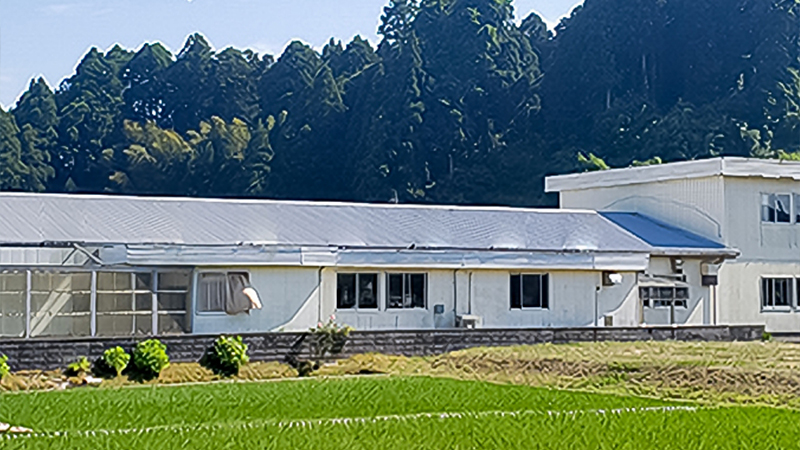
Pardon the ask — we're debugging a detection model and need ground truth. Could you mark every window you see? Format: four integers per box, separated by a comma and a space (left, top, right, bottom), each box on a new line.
386, 273, 426, 309
639, 286, 689, 309
510, 274, 549, 309
761, 193, 791, 223
337, 273, 378, 309
156, 272, 190, 334
96, 272, 153, 337
762, 278, 792, 309
0, 272, 26, 338
197, 272, 260, 314
29, 272, 91, 338
795, 194, 800, 223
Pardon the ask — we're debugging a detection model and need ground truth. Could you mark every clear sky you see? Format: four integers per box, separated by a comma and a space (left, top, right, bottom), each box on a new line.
0, 0, 582, 108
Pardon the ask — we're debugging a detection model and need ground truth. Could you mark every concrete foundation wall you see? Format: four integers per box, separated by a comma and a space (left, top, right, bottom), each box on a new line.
0, 325, 764, 372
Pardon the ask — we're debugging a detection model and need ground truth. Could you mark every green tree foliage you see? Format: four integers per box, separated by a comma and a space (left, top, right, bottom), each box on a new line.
2, 0, 799, 206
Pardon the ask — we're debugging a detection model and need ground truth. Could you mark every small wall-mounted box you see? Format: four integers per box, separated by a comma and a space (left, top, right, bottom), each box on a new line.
456, 315, 483, 329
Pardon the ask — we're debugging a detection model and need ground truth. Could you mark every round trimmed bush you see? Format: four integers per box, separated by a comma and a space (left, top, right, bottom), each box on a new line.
200, 335, 250, 377
104, 346, 131, 377
130, 339, 169, 381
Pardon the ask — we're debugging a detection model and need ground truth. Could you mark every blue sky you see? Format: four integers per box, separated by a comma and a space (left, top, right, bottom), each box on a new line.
0, 0, 582, 108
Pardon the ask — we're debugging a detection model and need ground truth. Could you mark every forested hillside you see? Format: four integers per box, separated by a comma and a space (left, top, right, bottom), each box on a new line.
1, 0, 799, 206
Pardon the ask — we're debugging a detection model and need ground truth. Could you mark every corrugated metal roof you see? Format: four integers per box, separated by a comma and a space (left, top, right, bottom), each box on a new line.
545, 157, 800, 192
0, 193, 651, 254
600, 212, 737, 257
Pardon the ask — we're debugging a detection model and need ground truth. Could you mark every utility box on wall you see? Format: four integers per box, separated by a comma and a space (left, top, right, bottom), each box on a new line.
456, 315, 482, 329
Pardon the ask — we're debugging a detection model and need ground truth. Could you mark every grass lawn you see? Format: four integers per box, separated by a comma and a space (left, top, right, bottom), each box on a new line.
2, 376, 798, 449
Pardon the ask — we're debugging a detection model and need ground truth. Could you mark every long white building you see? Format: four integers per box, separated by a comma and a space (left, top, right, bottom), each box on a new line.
547, 156, 800, 333
0, 189, 735, 339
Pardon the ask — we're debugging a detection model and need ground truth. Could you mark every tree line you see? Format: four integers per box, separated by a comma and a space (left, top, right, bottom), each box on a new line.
1, 0, 799, 206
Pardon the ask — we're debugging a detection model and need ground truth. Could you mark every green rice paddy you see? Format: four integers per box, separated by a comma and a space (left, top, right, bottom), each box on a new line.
1, 376, 798, 449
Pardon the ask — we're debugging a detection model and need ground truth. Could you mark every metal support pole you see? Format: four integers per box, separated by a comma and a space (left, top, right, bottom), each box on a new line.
25, 270, 31, 338
152, 270, 158, 336
90, 271, 97, 337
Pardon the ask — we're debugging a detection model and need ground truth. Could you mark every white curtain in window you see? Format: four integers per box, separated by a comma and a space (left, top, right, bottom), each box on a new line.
199, 274, 226, 312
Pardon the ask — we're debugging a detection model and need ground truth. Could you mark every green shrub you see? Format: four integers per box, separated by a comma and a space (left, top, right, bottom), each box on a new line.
104, 346, 131, 377
200, 335, 250, 377
130, 339, 170, 381
762, 331, 774, 342
65, 356, 91, 377
0, 354, 9, 380
310, 315, 353, 359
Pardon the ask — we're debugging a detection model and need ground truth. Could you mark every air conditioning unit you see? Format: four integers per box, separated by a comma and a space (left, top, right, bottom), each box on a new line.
456, 315, 483, 329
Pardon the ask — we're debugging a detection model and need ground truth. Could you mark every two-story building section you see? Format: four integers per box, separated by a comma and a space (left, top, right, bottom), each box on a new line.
546, 157, 800, 333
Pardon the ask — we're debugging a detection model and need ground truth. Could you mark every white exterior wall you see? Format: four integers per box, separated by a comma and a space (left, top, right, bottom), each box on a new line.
718, 262, 800, 332
558, 174, 800, 332
717, 178, 800, 331
192, 266, 322, 334
642, 257, 710, 326
723, 177, 800, 261
190, 266, 643, 333
560, 176, 726, 242
469, 270, 639, 328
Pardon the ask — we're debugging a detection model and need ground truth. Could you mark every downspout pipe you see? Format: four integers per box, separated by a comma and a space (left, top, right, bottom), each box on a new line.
594, 285, 600, 327
317, 266, 324, 324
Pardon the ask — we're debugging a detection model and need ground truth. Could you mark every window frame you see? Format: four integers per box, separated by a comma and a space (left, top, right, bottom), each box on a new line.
509, 273, 550, 310
385, 272, 428, 310
761, 192, 793, 224
761, 277, 794, 312
639, 286, 689, 309
95, 271, 154, 337
336, 272, 380, 311
195, 270, 252, 315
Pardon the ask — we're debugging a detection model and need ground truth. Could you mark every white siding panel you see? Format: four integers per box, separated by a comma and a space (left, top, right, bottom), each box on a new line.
561, 176, 725, 241
192, 266, 321, 334
718, 262, 800, 332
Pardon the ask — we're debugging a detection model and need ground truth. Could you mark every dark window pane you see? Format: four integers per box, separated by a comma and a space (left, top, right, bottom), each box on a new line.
541, 274, 549, 309
158, 272, 190, 291
97, 294, 132, 313
776, 279, 791, 306
676, 288, 689, 299
761, 194, 775, 222
522, 275, 541, 308
766, 279, 774, 307
410, 274, 425, 309
136, 293, 153, 311
135, 314, 153, 336
510, 275, 521, 309
639, 287, 649, 300
776, 195, 791, 223
158, 293, 187, 311
158, 313, 186, 334
96, 314, 134, 336
658, 287, 674, 300
387, 274, 403, 309
358, 274, 378, 309
135, 273, 152, 290
98, 272, 131, 291
72, 294, 91, 312
337, 274, 356, 309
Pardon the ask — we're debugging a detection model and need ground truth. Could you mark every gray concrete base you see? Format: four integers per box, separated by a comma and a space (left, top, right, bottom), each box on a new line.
0, 325, 765, 372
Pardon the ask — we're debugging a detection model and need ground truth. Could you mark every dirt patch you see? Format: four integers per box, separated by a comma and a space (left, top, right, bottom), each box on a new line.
1, 362, 298, 392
